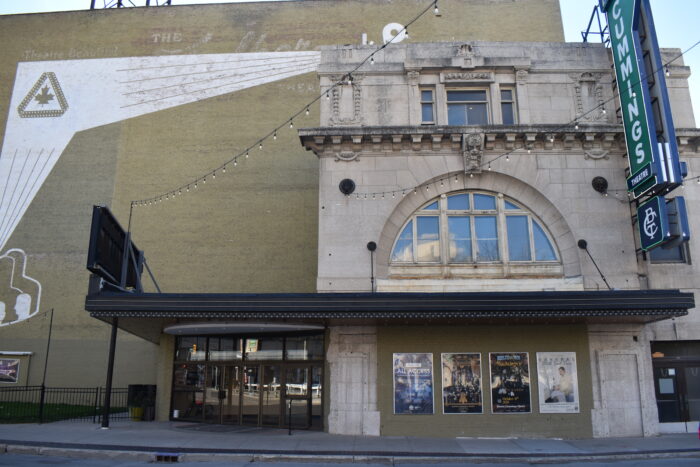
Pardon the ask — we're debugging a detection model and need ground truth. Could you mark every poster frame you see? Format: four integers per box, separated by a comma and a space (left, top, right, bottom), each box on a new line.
536, 351, 580, 414
0, 358, 20, 384
441, 352, 483, 415
392, 352, 434, 415
489, 351, 531, 414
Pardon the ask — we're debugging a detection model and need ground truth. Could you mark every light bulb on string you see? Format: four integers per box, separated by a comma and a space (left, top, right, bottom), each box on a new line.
506, 154, 510, 162
203, 177, 206, 184
259, 142, 263, 150
488, 163, 491, 171
402, 191, 406, 197
602, 108, 606, 114
306, 107, 310, 116
527, 147, 531, 154
665, 66, 670, 77
426, 184, 430, 191
212, 171, 216, 179
194, 182, 198, 189
178, 189, 182, 195
696, 177, 700, 184
440, 179, 444, 187
273, 132, 277, 140
434, 2, 439, 15
187, 186, 190, 192
347, 74, 353, 85
470, 173, 474, 178
574, 121, 579, 130
234, 159, 238, 167
414, 188, 417, 195
289, 120, 294, 129
454, 174, 458, 182
326, 91, 330, 100
370, 56, 375, 65
382, 193, 385, 199
245, 152, 249, 159
392, 192, 395, 199
223, 166, 226, 173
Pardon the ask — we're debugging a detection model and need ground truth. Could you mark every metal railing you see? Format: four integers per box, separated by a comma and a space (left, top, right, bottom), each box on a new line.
0, 386, 128, 423
90, 1, 172, 9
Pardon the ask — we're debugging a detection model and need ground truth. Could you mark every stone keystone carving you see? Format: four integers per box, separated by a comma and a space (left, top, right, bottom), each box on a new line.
463, 132, 484, 175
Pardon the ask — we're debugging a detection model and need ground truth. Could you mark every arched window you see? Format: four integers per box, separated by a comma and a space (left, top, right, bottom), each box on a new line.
390, 191, 558, 266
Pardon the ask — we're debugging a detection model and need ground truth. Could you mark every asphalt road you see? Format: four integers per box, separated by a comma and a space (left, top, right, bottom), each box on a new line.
1, 453, 700, 466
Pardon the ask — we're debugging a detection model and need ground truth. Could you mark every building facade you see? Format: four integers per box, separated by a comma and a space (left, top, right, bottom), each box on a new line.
0, 0, 698, 438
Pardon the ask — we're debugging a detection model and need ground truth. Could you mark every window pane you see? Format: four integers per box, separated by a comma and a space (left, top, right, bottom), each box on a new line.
474, 194, 496, 210
475, 216, 499, 261
391, 221, 413, 262
502, 102, 514, 124
417, 216, 440, 262
504, 200, 520, 210
448, 216, 472, 262
285, 335, 324, 360
422, 103, 434, 122
650, 245, 685, 263
209, 337, 242, 361
447, 193, 470, 210
421, 90, 433, 101
501, 89, 513, 100
245, 337, 283, 361
448, 90, 486, 102
506, 216, 531, 261
176, 336, 207, 361
533, 221, 557, 261
448, 104, 465, 125
466, 103, 488, 124
423, 201, 438, 210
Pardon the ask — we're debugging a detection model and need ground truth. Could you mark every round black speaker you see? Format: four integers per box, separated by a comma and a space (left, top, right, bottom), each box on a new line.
339, 179, 356, 195
366, 241, 377, 251
591, 176, 608, 194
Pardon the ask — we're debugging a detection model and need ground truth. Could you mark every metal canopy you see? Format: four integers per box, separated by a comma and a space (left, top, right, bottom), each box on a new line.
86, 289, 693, 324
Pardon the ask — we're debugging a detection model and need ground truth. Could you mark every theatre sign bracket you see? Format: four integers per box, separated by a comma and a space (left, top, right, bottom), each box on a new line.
600, 0, 690, 253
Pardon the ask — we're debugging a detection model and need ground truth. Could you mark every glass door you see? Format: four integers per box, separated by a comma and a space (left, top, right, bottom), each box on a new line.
241, 365, 260, 426
654, 365, 700, 423
285, 366, 310, 429
261, 365, 282, 426
222, 366, 242, 424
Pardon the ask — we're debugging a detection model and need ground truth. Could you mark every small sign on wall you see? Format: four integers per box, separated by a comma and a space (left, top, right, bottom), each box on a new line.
393, 353, 434, 414
0, 358, 20, 383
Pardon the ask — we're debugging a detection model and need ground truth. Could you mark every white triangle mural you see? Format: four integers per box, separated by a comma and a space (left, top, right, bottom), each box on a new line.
0, 51, 321, 251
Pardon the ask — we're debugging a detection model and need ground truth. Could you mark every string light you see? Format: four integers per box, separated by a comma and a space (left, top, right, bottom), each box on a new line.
306, 107, 310, 116
434, 2, 439, 15
665, 66, 670, 77
289, 120, 294, 129
370, 56, 375, 65
326, 91, 330, 100
234, 159, 238, 166
273, 131, 277, 140
574, 121, 579, 130
347, 74, 353, 85
506, 154, 510, 162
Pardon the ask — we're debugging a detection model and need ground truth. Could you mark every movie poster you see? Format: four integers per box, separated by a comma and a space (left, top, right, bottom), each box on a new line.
393, 353, 434, 414
489, 352, 531, 413
0, 358, 19, 383
441, 353, 482, 414
537, 352, 579, 413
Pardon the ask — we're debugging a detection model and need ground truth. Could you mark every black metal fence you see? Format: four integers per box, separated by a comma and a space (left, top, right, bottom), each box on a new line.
0, 386, 128, 423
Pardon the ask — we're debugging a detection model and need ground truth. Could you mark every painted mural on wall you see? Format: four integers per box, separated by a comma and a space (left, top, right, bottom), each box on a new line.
393, 353, 434, 414
537, 352, 580, 413
489, 352, 531, 413
0, 249, 41, 327
441, 352, 483, 414
0, 51, 321, 254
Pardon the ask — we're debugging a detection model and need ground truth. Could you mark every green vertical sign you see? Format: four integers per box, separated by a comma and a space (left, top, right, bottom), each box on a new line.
603, 0, 657, 194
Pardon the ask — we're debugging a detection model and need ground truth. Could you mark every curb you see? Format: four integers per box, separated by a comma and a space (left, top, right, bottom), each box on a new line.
2, 442, 700, 464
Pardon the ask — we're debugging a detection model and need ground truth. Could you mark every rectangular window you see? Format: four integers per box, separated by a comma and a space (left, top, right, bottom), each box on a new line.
447, 90, 488, 125
650, 244, 689, 263
421, 89, 435, 124
506, 215, 531, 261
475, 216, 499, 261
416, 216, 440, 262
448, 216, 472, 262
501, 89, 516, 124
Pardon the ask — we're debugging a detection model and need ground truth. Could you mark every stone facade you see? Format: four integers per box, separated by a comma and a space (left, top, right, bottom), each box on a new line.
301, 41, 699, 437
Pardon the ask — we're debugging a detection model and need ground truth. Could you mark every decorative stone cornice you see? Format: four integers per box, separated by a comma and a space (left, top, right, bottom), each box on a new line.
300, 125, 700, 157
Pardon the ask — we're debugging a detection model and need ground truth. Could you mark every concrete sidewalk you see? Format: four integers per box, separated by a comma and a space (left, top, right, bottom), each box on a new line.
0, 420, 699, 464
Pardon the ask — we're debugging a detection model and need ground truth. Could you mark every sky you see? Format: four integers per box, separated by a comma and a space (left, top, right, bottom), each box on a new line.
0, 0, 698, 123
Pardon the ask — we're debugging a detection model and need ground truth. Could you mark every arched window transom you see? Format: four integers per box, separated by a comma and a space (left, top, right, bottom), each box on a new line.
391, 191, 558, 266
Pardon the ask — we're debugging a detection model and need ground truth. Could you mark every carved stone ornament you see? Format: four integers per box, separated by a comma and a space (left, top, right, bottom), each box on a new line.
584, 149, 610, 160
407, 70, 420, 85
334, 151, 359, 162
515, 69, 529, 85
443, 72, 493, 82
328, 74, 364, 126
572, 72, 606, 122
462, 132, 484, 175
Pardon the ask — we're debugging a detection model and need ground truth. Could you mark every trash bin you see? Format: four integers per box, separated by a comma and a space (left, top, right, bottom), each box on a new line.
127, 384, 156, 421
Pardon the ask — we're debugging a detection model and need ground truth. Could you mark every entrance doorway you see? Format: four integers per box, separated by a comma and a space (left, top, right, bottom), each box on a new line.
652, 341, 700, 433
172, 334, 324, 429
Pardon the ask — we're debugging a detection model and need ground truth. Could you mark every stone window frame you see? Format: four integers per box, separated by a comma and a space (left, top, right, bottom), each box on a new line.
500, 87, 518, 124
389, 190, 561, 268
